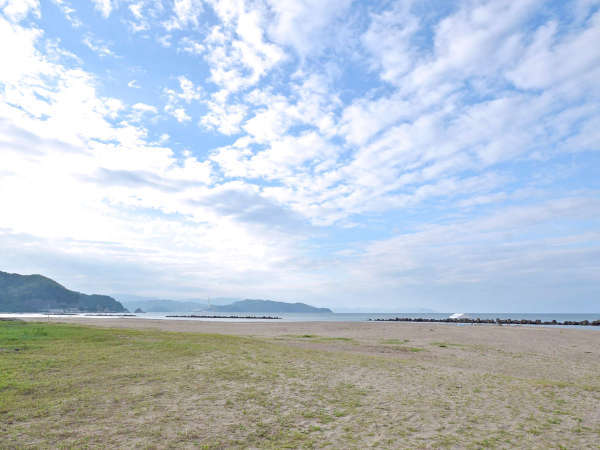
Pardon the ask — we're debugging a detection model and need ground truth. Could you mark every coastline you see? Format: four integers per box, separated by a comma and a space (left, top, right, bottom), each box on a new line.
6, 310, 600, 326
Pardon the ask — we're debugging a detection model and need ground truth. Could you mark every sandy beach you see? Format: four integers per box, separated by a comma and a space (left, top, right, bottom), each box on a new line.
5, 317, 599, 447
30, 315, 600, 351
23, 316, 600, 380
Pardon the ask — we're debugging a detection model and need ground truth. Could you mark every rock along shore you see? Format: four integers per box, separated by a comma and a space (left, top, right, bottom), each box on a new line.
368, 317, 600, 326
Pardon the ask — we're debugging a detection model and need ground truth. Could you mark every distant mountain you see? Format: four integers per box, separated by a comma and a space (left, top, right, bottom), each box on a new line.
209, 299, 332, 313
116, 296, 333, 313
114, 294, 237, 312
0, 271, 127, 313
119, 299, 209, 313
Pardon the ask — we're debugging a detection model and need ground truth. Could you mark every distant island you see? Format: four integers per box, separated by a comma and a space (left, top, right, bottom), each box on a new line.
0, 271, 127, 313
209, 299, 332, 313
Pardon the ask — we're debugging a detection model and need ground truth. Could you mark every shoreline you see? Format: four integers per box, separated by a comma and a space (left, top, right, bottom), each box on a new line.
6, 313, 600, 331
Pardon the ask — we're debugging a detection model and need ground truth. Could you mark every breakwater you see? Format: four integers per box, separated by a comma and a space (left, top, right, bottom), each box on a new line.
166, 314, 282, 320
369, 317, 600, 326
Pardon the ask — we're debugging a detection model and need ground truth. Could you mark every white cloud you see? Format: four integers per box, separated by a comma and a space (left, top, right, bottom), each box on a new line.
52, 0, 81, 27
163, 76, 203, 123
129, 102, 157, 122
168, 107, 191, 122
339, 93, 413, 147
212, 131, 339, 181
0, 0, 39, 22
164, 0, 204, 30
157, 34, 171, 47
128, 1, 144, 20
201, 96, 247, 134
91, 0, 113, 18
266, 0, 354, 57
177, 75, 203, 102
202, 1, 286, 95
132, 102, 156, 112
361, 2, 420, 83
126, 0, 153, 32
242, 100, 296, 143
82, 34, 117, 57
127, 79, 140, 88
178, 36, 204, 55
506, 11, 600, 91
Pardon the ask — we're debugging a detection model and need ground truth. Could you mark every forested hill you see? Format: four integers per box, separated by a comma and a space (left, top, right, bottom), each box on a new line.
0, 271, 127, 313
210, 299, 332, 313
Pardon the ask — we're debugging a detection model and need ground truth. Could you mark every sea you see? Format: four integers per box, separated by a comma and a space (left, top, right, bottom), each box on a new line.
2, 312, 600, 329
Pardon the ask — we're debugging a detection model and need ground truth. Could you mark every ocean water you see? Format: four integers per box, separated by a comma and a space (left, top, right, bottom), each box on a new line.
2, 312, 600, 328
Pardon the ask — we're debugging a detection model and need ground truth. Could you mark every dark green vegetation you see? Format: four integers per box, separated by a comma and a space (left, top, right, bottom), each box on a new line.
0, 271, 126, 313
210, 299, 332, 313
1, 321, 599, 448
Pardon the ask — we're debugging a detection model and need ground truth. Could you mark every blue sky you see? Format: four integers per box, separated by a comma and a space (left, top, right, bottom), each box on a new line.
0, 0, 599, 312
